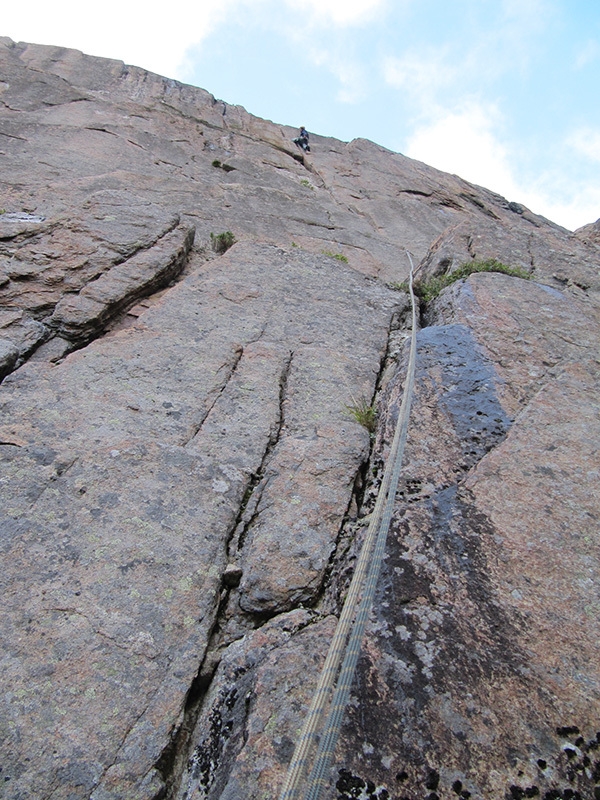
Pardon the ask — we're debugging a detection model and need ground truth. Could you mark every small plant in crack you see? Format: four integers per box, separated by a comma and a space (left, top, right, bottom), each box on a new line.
345, 397, 377, 434
389, 279, 409, 292
211, 159, 235, 172
322, 249, 348, 263
414, 258, 531, 302
210, 231, 236, 253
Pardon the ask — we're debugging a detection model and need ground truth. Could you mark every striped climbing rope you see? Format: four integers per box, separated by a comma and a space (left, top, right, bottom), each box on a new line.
279, 252, 419, 800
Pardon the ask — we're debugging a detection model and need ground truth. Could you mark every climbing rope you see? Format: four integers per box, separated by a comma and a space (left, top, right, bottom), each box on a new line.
279, 252, 419, 800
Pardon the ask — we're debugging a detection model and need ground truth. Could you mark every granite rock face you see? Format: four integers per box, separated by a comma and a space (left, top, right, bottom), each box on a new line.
331, 274, 600, 800
1, 37, 599, 800
575, 217, 600, 247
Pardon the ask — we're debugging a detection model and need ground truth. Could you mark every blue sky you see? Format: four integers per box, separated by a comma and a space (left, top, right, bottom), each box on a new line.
4, 0, 600, 230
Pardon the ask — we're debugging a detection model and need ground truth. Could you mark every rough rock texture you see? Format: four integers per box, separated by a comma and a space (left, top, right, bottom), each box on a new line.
332, 274, 600, 800
1, 37, 599, 800
575, 217, 600, 247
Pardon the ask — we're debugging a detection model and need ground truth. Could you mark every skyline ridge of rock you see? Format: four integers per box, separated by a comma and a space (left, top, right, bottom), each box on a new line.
0, 38, 599, 800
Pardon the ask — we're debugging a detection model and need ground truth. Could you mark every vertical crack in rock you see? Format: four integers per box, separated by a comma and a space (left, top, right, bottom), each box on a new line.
152, 350, 293, 800
527, 232, 536, 270
175, 609, 335, 800
467, 234, 476, 259
183, 345, 245, 447
154, 294, 406, 796
314, 299, 413, 616
184, 326, 271, 448
230, 350, 293, 557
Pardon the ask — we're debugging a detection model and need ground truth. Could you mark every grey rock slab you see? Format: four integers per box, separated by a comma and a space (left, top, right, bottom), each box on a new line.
0, 307, 49, 363
237, 345, 374, 614
0, 242, 399, 799
227, 254, 399, 615
0, 337, 19, 379
428, 272, 600, 416
178, 610, 338, 800
575, 216, 600, 245
0, 194, 183, 327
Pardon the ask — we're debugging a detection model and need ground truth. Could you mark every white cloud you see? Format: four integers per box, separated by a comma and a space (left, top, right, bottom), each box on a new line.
405, 103, 518, 195
285, 0, 388, 26
383, 49, 457, 100
403, 103, 600, 230
381, 2, 552, 112
270, 0, 388, 104
331, 60, 367, 103
3, 0, 242, 79
574, 40, 600, 69
303, 46, 367, 103
567, 128, 600, 164
500, 0, 551, 31
529, 190, 600, 230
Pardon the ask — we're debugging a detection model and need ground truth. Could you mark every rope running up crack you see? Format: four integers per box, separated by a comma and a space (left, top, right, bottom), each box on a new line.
279, 251, 419, 800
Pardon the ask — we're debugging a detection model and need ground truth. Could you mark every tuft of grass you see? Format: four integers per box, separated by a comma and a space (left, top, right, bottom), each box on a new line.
212, 159, 235, 172
291, 241, 299, 248
323, 250, 349, 263
210, 231, 236, 253
300, 179, 314, 189
345, 397, 377, 434
414, 258, 531, 302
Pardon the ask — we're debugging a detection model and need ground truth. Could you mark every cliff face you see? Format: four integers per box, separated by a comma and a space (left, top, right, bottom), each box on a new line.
0, 37, 599, 800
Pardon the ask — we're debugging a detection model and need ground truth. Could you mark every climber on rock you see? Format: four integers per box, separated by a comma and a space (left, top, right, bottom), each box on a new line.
293, 126, 310, 153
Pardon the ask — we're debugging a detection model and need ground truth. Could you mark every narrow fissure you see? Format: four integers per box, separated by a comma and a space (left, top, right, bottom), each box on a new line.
231, 350, 292, 555
153, 286, 456, 798
182, 344, 245, 447
466, 233, 476, 259
154, 351, 293, 799
153, 590, 230, 800
312, 299, 414, 616
154, 289, 477, 798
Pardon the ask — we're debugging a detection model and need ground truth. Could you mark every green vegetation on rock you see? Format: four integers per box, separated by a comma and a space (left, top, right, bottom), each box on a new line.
392, 259, 531, 302
210, 231, 236, 253
345, 397, 377, 433
323, 250, 349, 263
211, 159, 235, 173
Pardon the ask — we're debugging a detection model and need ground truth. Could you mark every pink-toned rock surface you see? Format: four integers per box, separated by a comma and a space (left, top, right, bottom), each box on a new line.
575, 217, 600, 246
330, 274, 600, 800
1, 36, 599, 800
0, 240, 397, 799
178, 273, 600, 800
